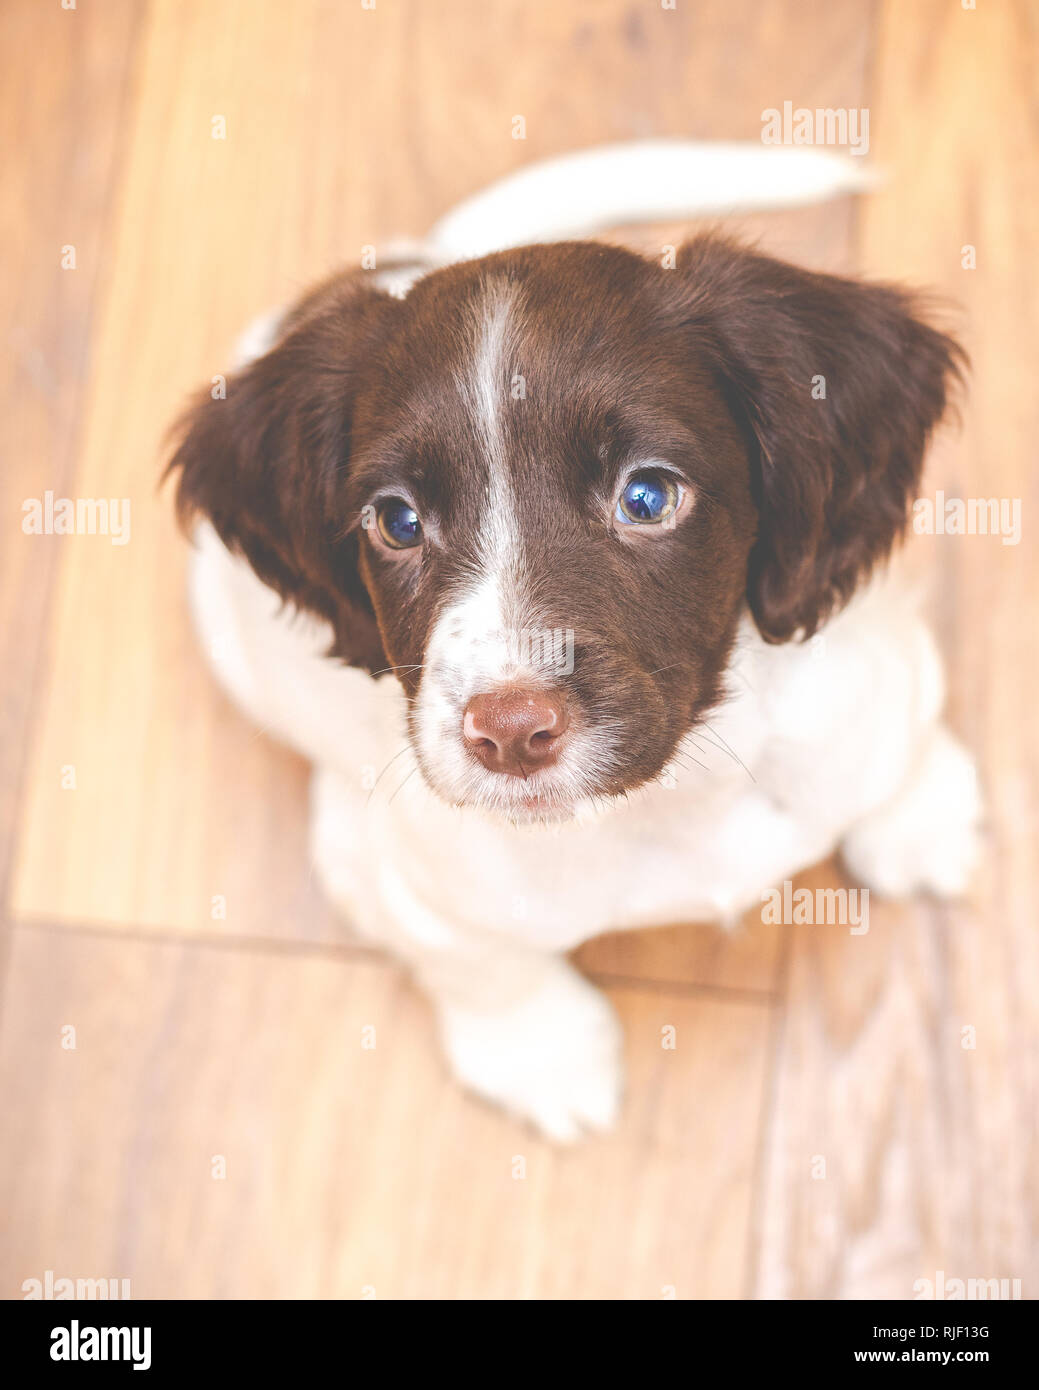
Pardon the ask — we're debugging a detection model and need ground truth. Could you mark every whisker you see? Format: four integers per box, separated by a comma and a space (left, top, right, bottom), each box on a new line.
645, 661, 688, 677
388, 766, 420, 807
366, 744, 413, 805
671, 748, 710, 773
368, 663, 427, 679
694, 721, 756, 782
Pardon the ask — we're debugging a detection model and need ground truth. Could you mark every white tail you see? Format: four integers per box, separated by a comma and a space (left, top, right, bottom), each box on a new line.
426, 139, 879, 262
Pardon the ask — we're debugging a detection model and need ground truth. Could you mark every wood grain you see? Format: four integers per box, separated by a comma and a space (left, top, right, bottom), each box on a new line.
0, 0, 141, 901
0, 923, 771, 1298
752, 0, 1039, 1300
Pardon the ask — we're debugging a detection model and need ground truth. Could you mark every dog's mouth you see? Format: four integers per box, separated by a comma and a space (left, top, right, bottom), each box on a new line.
409, 722, 643, 826
466, 777, 583, 824
432, 759, 587, 824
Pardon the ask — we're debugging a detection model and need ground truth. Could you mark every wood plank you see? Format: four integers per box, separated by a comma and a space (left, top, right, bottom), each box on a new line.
753, 0, 1039, 1299
0, 0, 141, 899
0, 923, 772, 1298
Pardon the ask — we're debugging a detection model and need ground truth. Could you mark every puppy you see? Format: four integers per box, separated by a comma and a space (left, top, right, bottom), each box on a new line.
169, 142, 980, 1140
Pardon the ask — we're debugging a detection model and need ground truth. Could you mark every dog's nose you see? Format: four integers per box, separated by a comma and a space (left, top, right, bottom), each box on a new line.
462, 688, 569, 777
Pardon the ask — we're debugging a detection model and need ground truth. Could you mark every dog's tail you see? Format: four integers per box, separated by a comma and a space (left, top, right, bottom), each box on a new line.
424, 139, 878, 261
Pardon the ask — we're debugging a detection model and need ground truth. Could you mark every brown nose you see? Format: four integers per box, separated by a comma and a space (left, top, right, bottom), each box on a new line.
462, 687, 569, 777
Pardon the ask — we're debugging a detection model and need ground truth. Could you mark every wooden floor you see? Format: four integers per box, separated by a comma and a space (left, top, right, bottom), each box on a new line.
1, 0, 1036, 1299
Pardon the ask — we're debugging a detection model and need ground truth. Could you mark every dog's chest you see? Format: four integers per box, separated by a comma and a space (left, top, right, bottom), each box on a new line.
369, 750, 762, 948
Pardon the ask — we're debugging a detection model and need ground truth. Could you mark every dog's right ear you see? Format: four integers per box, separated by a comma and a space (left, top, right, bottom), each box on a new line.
673, 236, 964, 643
166, 277, 391, 671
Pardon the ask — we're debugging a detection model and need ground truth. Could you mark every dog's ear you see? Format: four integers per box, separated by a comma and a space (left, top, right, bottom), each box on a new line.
676, 236, 965, 642
166, 277, 391, 671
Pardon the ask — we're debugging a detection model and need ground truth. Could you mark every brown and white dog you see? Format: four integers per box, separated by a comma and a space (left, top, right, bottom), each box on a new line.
169, 142, 981, 1140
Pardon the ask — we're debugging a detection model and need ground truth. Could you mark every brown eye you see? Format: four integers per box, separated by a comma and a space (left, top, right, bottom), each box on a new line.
376, 498, 422, 549
616, 471, 679, 525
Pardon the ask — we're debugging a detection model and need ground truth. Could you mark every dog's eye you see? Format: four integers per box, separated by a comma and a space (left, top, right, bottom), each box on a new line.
376, 498, 423, 549
616, 471, 680, 526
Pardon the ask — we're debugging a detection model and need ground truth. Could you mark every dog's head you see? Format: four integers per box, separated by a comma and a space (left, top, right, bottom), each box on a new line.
169, 238, 962, 822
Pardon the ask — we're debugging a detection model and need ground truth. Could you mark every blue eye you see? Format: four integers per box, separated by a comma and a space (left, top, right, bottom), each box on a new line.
376, 498, 422, 549
616, 471, 679, 526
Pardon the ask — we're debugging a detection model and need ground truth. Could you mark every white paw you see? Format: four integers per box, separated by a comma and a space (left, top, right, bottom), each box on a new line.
841, 727, 983, 899
437, 961, 623, 1143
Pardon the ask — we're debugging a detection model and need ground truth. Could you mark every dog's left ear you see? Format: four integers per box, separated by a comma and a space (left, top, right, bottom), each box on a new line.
676, 236, 966, 642
165, 276, 391, 671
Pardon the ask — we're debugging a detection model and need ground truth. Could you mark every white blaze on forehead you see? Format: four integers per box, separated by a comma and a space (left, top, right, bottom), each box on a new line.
469, 281, 512, 438
459, 277, 521, 576
415, 279, 547, 793
449, 276, 528, 655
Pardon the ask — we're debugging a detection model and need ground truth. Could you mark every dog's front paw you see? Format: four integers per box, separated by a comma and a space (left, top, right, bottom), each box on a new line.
437, 961, 623, 1143
841, 726, 983, 899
